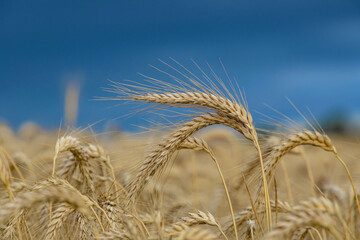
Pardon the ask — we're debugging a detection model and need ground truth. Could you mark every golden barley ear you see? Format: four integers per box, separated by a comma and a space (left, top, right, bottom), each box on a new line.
264, 198, 343, 240
45, 203, 75, 240
114, 61, 272, 232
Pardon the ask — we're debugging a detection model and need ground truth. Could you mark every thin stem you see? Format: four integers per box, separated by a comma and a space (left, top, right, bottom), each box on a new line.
23, 216, 33, 240
339, 217, 352, 240
243, 175, 265, 235
329, 227, 344, 240
255, 142, 272, 230
280, 161, 293, 204
105, 155, 127, 205
95, 203, 114, 228
0, 147, 25, 181
90, 206, 105, 232
250, 224, 255, 240
206, 150, 235, 240
216, 223, 229, 240
334, 153, 360, 216
130, 207, 151, 237
300, 149, 316, 197
52, 153, 58, 177
322, 228, 327, 240
88, 214, 100, 238
15, 218, 23, 240
310, 228, 322, 240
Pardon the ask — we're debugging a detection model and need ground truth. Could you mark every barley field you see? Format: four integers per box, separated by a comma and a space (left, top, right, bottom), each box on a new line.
0, 64, 359, 240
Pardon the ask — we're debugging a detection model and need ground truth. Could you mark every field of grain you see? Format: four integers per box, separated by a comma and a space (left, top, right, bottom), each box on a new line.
1, 66, 359, 240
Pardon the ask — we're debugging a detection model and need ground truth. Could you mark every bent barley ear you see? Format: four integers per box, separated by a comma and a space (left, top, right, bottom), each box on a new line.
118, 62, 272, 232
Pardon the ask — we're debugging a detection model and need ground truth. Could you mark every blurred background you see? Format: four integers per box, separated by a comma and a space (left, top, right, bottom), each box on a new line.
1, 0, 360, 133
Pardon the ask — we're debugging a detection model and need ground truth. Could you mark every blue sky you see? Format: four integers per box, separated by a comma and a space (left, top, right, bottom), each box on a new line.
1, 0, 360, 131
